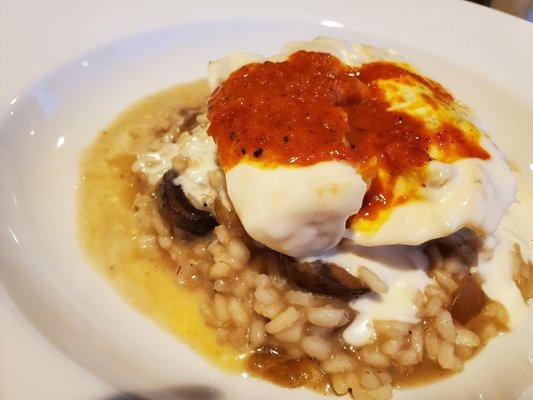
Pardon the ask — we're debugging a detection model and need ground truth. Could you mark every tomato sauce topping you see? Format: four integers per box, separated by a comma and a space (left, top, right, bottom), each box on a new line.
207, 51, 489, 224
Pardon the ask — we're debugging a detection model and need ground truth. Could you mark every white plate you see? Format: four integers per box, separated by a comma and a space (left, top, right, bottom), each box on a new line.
1, 1, 532, 399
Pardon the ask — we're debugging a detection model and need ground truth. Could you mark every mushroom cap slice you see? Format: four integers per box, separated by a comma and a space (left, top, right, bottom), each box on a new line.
280, 257, 369, 298
156, 169, 218, 236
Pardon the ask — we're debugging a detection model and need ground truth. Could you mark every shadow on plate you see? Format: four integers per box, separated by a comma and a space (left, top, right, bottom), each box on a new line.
102, 385, 222, 400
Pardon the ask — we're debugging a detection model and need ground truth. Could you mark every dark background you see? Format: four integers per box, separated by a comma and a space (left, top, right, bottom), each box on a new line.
467, 0, 533, 21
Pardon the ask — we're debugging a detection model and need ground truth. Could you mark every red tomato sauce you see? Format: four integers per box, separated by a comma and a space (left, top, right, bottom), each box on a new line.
207, 51, 489, 223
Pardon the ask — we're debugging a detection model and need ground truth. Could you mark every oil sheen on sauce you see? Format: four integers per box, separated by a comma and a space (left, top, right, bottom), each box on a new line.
78, 80, 244, 373
207, 51, 490, 228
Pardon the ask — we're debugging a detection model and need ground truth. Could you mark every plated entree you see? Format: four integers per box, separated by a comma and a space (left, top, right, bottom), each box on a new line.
79, 38, 532, 399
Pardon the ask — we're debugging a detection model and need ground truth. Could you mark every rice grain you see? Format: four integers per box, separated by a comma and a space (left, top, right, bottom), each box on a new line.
265, 306, 300, 334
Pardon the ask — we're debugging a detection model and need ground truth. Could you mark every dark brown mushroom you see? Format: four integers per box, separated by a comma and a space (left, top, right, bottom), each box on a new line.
156, 169, 218, 235
280, 256, 369, 298
178, 107, 202, 133
449, 274, 487, 325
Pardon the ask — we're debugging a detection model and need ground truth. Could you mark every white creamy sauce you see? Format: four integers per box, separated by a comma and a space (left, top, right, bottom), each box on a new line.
282, 37, 403, 68
132, 123, 220, 211
476, 183, 533, 328
303, 243, 432, 346
208, 52, 265, 89
345, 137, 517, 246
171, 125, 219, 210
226, 161, 367, 257
132, 142, 179, 186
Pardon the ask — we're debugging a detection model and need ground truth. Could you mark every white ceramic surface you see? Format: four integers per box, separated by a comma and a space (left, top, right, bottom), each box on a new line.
1, 1, 532, 399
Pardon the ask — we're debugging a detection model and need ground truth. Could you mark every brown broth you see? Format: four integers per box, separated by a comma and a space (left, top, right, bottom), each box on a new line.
78, 79, 245, 373
249, 347, 330, 393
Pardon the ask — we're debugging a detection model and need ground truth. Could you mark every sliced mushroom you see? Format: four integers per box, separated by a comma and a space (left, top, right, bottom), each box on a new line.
178, 107, 202, 133
280, 257, 369, 298
156, 169, 218, 235
449, 274, 487, 324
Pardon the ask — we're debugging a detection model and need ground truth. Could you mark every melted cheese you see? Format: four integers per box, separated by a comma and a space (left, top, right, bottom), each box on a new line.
476, 183, 533, 328
302, 242, 432, 346
345, 137, 517, 246
132, 124, 219, 211
226, 161, 366, 257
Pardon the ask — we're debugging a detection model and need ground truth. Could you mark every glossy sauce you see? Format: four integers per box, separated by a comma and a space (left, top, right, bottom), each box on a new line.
78, 80, 244, 373
513, 245, 533, 301
207, 51, 489, 223
249, 346, 329, 393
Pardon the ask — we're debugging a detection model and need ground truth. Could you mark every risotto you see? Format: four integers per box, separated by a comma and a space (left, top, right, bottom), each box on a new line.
79, 38, 532, 399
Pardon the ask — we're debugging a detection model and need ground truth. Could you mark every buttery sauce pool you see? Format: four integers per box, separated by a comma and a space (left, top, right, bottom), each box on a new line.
78, 80, 245, 373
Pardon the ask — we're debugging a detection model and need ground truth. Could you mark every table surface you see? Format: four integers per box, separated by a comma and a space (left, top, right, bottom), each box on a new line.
477, 0, 533, 20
